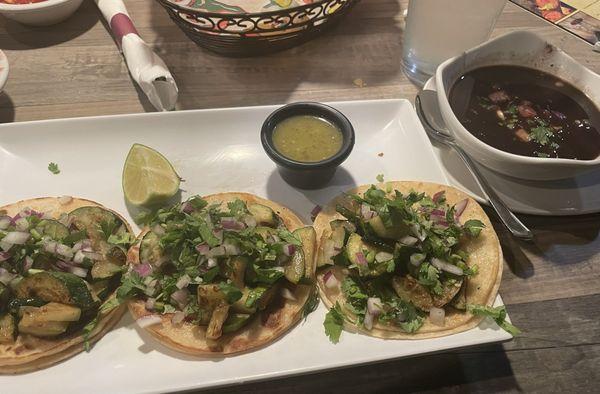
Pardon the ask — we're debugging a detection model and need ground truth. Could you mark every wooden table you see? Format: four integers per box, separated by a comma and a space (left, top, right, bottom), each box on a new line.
1, 1, 599, 392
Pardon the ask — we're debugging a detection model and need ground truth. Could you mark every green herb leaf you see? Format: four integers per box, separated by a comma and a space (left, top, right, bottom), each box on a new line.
530, 126, 554, 146
108, 232, 135, 248
463, 219, 485, 238
467, 304, 521, 336
48, 162, 60, 175
376, 174, 385, 183
218, 282, 243, 304
323, 302, 345, 344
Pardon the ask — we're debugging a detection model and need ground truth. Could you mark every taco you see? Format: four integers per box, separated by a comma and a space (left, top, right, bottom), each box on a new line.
314, 181, 503, 340
122, 192, 317, 355
0, 197, 134, 374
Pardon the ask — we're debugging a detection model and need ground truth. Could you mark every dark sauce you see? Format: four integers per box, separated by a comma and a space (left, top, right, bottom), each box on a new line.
449, 65, 600, 160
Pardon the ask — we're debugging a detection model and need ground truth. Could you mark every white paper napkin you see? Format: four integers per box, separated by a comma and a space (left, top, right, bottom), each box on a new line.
95, 0, 178, 111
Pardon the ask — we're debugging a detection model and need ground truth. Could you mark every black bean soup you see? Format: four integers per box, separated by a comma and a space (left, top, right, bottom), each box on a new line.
449, 65, 600, 160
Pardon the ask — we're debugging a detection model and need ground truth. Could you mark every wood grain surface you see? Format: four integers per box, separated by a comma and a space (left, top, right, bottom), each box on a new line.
1, 1, 599, 393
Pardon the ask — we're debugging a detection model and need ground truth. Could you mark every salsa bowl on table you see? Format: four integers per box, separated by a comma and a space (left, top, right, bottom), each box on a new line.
435, 30, 600, 181
0, 0, 83, 26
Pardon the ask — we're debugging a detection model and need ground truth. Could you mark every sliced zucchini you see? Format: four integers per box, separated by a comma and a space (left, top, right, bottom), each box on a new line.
0, 314, 15, 344
197, 284, 226, 325
254, 226, 277, 241
345, 233, 388, 277
223, 257, 247, 289
293, 227, 316, 280
8, 298, 47, 314
68, 206, 127, 243
222, 313, 252, 334
366, 216, 408, 239
231, 286, 272, 314
91, 261, 123, 280
391, 275, 463, 312
450, 278, 468, 310
19, 302, 81, 322
18, 317, 68, 338
206, 301, 229, 340
140, 231, 163, 266
35, 219, 70, 241
90, 280, 111, 300
247, 204, 278, 227
257, 283, 280, 310
284, 249, 305, 284
0, 282, 9, 313
15, 272, 96, 309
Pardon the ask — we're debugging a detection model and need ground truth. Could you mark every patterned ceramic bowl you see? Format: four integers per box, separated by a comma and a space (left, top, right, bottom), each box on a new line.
156, 0, 360, 56
0, 50, 8, 93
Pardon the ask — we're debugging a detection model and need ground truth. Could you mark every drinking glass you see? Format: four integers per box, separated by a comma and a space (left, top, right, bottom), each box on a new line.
401, 0, 507, 86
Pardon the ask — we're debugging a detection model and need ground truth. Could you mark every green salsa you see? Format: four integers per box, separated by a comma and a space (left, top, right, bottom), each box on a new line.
272, 115, 343, 162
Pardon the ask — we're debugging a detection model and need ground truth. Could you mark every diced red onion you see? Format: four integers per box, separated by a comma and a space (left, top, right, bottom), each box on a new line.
410, 253, 425, 267
212, 229, 223, 243
82, 251, 103, 261
432, 191, 445, 203
171, 311, 185, 325
15, 218, 29, 232
375, 251, 394, 263
180, 201, 194, 214
176, 274, 191, 290
364, 311, 375, 330
44, 240, 58, 254
454, 199, 468, 220
152, 224, 165, 236
270, 234, 280, 243
73, 250, 86, 264
399, 235, 418, 246
367, 297, 383, 315
242, 215, 257, 229
0, 251, 10, 262
355, 252, 368, 266
136, 315, 162, 328
0, 216, 10, 230
431, 257, 464, 276
195, 243, 210, 255
282, 244, 296, 257
430, 307, 445, 326
0, 268, 16, 285
56, 244, 74, 259
207, 257, 217, 268
72, 241, 82, 253
133, 263, 153, 278
221, 218, 245, 231
23, 256, 34, 271
430, 209, 446, 217
310, 205, 322, 221
410, 224, 427, 241
3, 231, 30, 245
69, 266, 88, 278
360, 204, 376, 220
58, 195, 73, 205
55, 260, 72, 271
273, 266, 285, 273
171, 288, 189, 308
145, 298, 156, 311
80, 239, 93, 252
0, 241, 12, 252
323, 270, 339, 288
280, 287, 297, 301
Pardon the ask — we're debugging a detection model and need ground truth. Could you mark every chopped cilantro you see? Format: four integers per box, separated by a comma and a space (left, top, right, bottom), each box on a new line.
48, 162, 60, 174
323, 302, 345, 343
463, 219, 485, 238
467, 304, 521, 336
529, 126, 554, 146
218, 282, 243, 303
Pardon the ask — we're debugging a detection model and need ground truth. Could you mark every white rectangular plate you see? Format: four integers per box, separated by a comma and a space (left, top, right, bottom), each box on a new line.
0, 99, 511, 393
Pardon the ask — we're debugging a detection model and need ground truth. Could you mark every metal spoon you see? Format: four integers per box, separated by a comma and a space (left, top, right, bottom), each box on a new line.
415, 90, 534, 241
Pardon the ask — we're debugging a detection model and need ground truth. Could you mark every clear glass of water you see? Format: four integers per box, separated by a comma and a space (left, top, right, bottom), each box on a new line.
402, 0, 507, 86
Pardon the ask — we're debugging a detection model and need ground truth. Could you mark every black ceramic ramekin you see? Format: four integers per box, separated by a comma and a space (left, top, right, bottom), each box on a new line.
261, 102, 355, 189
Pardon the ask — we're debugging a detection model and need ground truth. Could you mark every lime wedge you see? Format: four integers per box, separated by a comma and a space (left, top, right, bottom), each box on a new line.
122, 144, 180, 207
